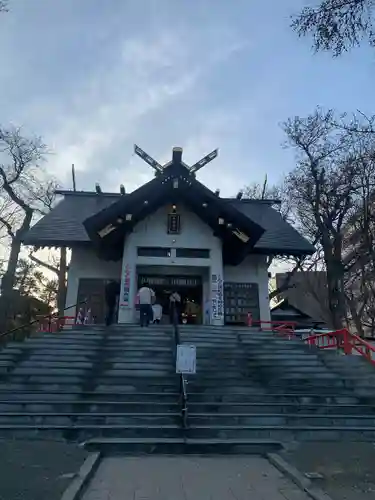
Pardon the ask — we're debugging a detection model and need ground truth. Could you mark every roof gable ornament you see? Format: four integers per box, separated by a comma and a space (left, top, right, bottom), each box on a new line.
134, 144, 218, 177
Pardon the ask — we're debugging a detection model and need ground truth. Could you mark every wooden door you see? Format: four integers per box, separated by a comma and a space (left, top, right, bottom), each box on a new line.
77, 279, 107, 324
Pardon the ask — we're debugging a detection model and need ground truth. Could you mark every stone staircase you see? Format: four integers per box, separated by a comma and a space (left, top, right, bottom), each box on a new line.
0, 325, 375, 454
181, 326, 375, 446
0, 326, 185, 452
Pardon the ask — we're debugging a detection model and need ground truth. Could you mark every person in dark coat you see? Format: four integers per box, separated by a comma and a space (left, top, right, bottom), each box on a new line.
105, 280, 120, 326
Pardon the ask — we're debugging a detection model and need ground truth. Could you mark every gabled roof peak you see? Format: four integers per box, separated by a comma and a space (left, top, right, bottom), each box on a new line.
134, 144, 219, 177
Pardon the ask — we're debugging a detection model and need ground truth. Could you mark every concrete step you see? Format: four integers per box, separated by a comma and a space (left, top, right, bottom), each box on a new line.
0, 412, 181, 426
11, 361, 174, 371
188, 413, 375, 426
4, 376, 179, 390
2, 399, 370, 416
187, 367, 335, 375
243, 353, 321, 358
0, 389, 369, 405
6, 367, 175, 377
0, 400, 180, 412
99, 369, 176, 377
187, 392, 365, 403
18, 361, 94, 369
186, 377, 345, 387
14, 354, 173, 363
261, 377, 375, 388
0, 390, 180, 401
188, 402, 375, 415
0, 361, 16, 373
33, 333, 172, 341
187, 385, 357, 395
0, 424, 183, 440
10, 367, 89, 376
16, 346, 174, 354
95, 384, 179, 393
22, 342, 174, 350
83, 437, 283, 455
0, 380, 86, 391
187, 425, 375, 441
4, 411, 374, 429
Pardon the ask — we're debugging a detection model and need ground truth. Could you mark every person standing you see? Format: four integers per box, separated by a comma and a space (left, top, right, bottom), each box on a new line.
137, 282, 155, 327
169, 291, 181, 324
105, 280, 121, 327
152, 302, 163, 324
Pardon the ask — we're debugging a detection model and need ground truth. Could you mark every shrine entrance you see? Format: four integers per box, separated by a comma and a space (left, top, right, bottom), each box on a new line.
137, 274, 204, 324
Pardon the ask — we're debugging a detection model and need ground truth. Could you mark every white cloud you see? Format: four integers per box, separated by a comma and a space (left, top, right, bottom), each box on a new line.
44, 26, 249, 191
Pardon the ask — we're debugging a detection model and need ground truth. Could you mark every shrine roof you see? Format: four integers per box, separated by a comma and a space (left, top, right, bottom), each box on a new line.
23, 144, 313, 260
22, 190, 314, 256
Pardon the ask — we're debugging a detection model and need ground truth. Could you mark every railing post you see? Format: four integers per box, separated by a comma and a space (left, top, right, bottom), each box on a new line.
247, 312, 253, 327
365, 346, 371, 361
343, 329, 352, 355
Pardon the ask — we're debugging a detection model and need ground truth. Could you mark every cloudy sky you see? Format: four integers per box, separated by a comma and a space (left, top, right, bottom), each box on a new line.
0, 0, 373, 196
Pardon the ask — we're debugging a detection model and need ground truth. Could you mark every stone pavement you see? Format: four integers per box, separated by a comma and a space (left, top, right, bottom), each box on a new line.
0, 439, 88, 500
82, 456, 310, 500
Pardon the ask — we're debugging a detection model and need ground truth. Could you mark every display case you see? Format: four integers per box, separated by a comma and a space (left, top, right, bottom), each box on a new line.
224, 282, 260, 325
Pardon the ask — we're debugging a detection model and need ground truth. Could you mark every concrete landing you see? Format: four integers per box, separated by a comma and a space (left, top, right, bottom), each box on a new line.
82, 456, 310, 500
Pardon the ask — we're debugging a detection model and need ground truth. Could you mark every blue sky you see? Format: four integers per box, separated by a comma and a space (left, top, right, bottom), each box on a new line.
0, 0, 373, 196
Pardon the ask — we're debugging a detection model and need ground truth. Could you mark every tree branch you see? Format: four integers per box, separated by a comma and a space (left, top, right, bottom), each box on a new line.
0, 169, 33, 215
0, 214, 15, 239
29, 252, 59, 275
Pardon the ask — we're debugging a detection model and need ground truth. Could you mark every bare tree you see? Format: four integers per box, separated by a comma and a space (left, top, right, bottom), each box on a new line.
0, 127, 56, 329
29, 248, 67, 316
283, 108, 365, 328
242, 177, 311, 299
291, 0, 375, 56
243, 176, 292, 221
339, 137, 375, 334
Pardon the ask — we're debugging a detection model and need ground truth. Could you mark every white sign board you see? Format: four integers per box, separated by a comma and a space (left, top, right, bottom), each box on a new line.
176, 344, 196, 374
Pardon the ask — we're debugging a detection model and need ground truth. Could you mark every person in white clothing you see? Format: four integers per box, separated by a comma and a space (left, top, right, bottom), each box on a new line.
152, 303, 163, 323
137, 282, 155, 327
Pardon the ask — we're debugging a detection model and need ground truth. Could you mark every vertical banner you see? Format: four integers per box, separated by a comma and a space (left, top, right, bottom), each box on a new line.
217, 275, 224, 320
211, 273, 224, 321
120, 263, 131, 307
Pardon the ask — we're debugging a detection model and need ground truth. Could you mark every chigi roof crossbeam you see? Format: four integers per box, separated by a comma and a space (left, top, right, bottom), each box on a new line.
134, 144, 219, 177
82, 146, 267, 263
134, 145, 164, 174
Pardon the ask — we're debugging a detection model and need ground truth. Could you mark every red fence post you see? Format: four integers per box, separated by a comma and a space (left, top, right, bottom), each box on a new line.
343, 329, 353, 355
247, 313, 253, 327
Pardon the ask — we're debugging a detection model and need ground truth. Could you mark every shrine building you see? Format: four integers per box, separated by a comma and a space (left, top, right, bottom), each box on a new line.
23, 146, 314, 326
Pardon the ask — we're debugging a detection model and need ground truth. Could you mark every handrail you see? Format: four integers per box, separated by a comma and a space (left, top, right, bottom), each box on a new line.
249, 319, 297, 338
305, 328, 375, 365
171, 302, 188, 429
0, 299, 87, 341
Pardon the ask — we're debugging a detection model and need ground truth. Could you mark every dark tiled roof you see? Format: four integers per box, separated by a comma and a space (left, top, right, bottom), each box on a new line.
228, 199, 314, 254
23, 193, 117, 246
23, 192, 314, 255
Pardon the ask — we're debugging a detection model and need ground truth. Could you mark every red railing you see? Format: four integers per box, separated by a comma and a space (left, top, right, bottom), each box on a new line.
37, 316, 76, 333
247, 314, 296, 338
306, 328, 375, 365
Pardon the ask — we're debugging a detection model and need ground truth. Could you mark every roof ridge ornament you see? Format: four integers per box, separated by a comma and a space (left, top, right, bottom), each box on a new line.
134, 145, 163, 173
189, 148, 218, 174
134, 144, 218, 176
